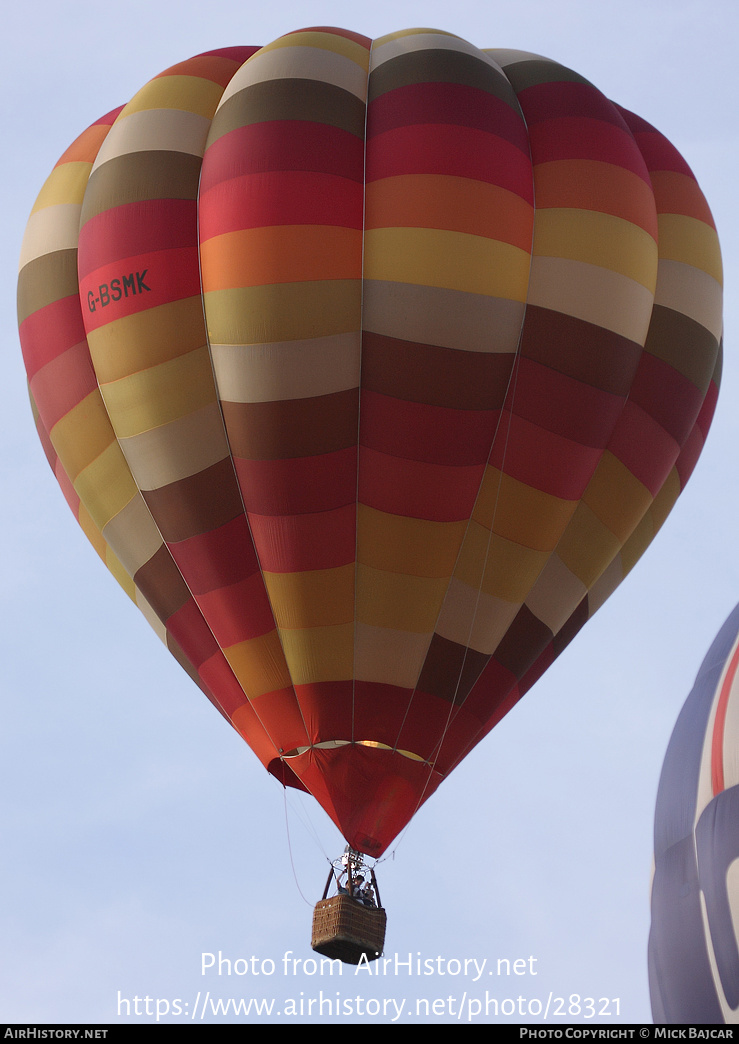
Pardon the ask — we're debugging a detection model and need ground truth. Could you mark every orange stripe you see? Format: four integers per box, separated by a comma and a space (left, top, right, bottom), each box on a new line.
650, 170, 717, 228
365, 175, 534, 250
200, 225, 363, 291
55, 124, 112, 167
533, 159, 659, 239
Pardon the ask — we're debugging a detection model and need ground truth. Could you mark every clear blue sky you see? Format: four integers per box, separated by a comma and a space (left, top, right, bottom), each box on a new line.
2, 0, 737, 1025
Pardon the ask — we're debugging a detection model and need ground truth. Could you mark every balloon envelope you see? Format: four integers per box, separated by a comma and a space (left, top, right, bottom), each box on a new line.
18, 28, 723, 856
650, 605, 739, 1024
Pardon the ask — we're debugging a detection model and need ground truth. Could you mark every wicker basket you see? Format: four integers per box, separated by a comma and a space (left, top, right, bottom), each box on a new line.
311, 894, 387, 964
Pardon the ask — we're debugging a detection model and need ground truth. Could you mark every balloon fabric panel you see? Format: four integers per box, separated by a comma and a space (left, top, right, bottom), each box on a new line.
19, 30, 723, 857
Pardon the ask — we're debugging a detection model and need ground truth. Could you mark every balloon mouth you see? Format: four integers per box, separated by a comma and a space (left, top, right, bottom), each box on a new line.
269, 741, 445, 856
279, 739, 429, 764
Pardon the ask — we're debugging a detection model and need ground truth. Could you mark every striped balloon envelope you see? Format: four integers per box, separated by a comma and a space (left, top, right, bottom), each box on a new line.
650, 605, 739, 1024
18, 27, 722, 857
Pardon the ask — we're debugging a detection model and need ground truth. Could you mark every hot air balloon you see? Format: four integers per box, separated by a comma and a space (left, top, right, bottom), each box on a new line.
18, 27, 722, 959
650, 605, 739, 1024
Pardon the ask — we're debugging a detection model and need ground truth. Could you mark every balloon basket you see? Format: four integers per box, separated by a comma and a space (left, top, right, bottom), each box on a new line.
311, 895, 387, 965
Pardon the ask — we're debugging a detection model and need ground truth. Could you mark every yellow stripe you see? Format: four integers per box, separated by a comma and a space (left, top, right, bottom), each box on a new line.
204, 281, 362, 345
77, 503, 108, 562
581, 450, 652, 543
454, 524, 549, 602
364, 227, 530, 300
534, 209, 658, 291
657, 214, 723, 284
107, 552, 136, 598
264, 565, 355, 629
100, 346, 217, 436
473, 466, 578, 551
356, 564, 447, 632
50, 390, 116, 479
280, 624, 355, 684
357, 505, 466, 578
555, 503, 622, 588
224, 630, 292, 697
123, 76, 223, 119
74, 443, 139, 530
88, 297, 206, 383
259, 30, 370, 69
30, 162, 91, 213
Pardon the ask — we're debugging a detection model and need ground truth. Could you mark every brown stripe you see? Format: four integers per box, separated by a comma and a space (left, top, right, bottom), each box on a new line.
133, 543, 191, 620
361, 331, 515, 409
369, 47, 521, 109
221, 389, 359, 460
17, 250, 78, 324
417, 632, 489, 704
520, 305, 642, 395
645, 304, 720, 392
494, 604, 552, 679
500, 58, 591, 93
81, 152, 201, 223
142, 457, 243, 542
212, 79, 367, 140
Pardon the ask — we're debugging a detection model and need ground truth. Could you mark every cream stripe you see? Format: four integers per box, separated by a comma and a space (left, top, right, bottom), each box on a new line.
353, 622, 430, 688
219, 45, 369, 106
117, 402, 229, 490
137, 591, 169, 643
434, 577, 520, 654
19, 205, 81, 268
524, 554, 588, 635
101, 493, 164, 575
92, 108, 212, 165
587, 555, 623, 616
362, 280, 526, 353
526, 256, 654, 343
654, 260, 723, 341
211, 333, 361, 402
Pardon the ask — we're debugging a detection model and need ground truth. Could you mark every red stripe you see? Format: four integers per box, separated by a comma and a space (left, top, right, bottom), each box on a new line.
358, 446, 484, 522
200, 122, 365, 193
628, 352, 705, 445
368, 82, 530, 151
193, 572, 278, 645
606, 401, 679, 495
360, 389, 498, 466
519, 80, 629, 129
529, 118, 652, 182
235, 447, 358, 515
166, 597, 219, 666
80, 247, 200, 332
366, 124, 534, 200
711, 640, 739, 795
247, 503, 356, 572
489, 413, 602, 500
167, 514, 260, 594
198, 170, 364, 240
78, 199, 197, 278
618, 107, 696, 177
20, 296, 87, 378
29, 340, 98, 431
511, 356, 626, 448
